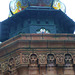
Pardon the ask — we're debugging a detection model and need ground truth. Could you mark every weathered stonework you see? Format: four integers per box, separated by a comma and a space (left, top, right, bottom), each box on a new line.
56, 54, 64, 66
0, 34, 75, 75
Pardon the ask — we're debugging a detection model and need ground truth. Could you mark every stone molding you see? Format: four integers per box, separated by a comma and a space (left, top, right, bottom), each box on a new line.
0, 53, 74, 73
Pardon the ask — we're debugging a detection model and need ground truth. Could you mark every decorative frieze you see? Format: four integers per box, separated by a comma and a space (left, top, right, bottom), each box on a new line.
38, 54, 47, 65
15, 55, 20, 66
65, 54, 73, 66
56, 54, 64, 66
22, 54, 29, 64
30, 54, 38, 66
1, 63, 5, 72
0, 53, 75, 75
47, 54, 55, 66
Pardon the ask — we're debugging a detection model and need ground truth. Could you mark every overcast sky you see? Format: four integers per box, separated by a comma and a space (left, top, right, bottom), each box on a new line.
0, 0, 75, 22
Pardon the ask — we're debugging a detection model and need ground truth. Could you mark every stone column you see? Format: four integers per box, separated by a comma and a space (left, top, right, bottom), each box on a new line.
17, 67, 29, 75
64, 65, 74, 75
29, 65, 39, 75
8, 57, 19, 75
64, 54, 74, 75
0, 70, 3, 75
38, 54, 47, 75
47, 54, 57, 75
39, 65, 46, 75
29, 54, 39, 75
10, 69, 18, 75
17, 53, 30, 75
47, 65, 57, 75
56, 54, 64, 75
73, 56, 75, 75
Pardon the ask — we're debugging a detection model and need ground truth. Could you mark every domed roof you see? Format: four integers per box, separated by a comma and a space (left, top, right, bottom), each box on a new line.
9, 0, 66, 17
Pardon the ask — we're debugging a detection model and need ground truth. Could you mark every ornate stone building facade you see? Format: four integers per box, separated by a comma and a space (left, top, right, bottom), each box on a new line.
0, 34, 75, 75
0, 0, 75, 75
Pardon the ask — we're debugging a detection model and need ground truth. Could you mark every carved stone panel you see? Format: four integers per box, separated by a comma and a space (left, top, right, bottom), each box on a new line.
5, 62, 9, 72
30, 54, 37, 65
1, 63, 5, 72
56, 54, 64, 65
22, 54, 29, 64
47, 54, 55, 66
1, 61, 9, 73
8, 58, 16, 72
15, 56, 20, 66
65, 54, 72, 66
38, 54, 47, 65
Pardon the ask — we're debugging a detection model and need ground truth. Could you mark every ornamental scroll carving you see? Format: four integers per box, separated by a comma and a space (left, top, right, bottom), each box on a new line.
22, 54, 29, 64
1, 63, 5, 72
38, 54, 47, 64
15, 56, 20, 66
56, 54, 64, 65
5, 62, 9, 71
1, 62, 9, 72
8, 57, 18, 75
8, 58, 16, 72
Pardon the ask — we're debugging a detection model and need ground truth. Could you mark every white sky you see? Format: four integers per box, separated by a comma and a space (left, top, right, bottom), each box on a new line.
0, 0, 75, 22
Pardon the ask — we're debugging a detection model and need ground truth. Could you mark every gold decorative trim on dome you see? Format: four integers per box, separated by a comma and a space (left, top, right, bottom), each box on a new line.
9, 0, 66, 17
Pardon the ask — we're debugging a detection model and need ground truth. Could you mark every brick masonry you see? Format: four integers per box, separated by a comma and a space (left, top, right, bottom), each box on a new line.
0, 34, 75, 75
